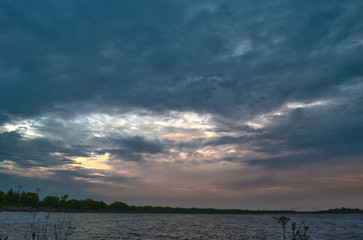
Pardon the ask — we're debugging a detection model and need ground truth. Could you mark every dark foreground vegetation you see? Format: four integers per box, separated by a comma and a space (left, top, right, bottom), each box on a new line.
1, 187, 362, 214
274, 216, 310, 240
0, 212, 74, 240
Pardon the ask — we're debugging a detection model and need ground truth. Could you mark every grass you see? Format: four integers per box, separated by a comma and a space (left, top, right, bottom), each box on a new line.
23, 213, 75, 240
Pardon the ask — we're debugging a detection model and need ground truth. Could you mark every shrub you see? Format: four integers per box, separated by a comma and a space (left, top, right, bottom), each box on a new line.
20, 192, 39, 208
5, 188, 19, 206
0, 191, 5, 207
41, 196, 61, 208
63, 199, 82, 210
82, 198, 107, 210
109, 201, 129, 211
274, 216, 310, 240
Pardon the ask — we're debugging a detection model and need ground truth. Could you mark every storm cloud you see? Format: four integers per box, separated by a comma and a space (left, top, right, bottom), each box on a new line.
1, 0, 362, 209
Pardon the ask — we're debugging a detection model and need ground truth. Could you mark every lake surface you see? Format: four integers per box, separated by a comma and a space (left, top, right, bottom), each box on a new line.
0, 212, 362, 239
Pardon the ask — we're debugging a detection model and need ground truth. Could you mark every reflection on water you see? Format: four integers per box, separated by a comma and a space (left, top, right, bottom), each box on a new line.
0, 212, 362, 239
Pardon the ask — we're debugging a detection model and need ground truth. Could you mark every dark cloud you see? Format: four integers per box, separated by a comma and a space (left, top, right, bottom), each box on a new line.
1, 0, 362, 208
205, 99, 363, 169
116, 136, 164, 154
95, 136, 164, 161
97, 149, 144, 162
0, 131, 87, 167
51, 168, 139, 184
1, 1, 361, 119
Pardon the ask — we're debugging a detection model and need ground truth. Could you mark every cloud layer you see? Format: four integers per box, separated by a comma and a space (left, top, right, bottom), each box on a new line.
1, 0, 363, 210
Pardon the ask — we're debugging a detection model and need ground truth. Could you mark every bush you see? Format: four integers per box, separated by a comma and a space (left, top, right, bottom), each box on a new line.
274, 216, 310, 240
109, 201, 129, 211
82, 198, 107, 210
20, 192, 40, 208
63, 199, 82, 210
0, 191, 5, 207
42, 196, 61, 208
5, 188, 19, 206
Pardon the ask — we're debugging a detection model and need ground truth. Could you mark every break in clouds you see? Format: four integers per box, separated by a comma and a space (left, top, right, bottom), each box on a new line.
1, 0, 363, 210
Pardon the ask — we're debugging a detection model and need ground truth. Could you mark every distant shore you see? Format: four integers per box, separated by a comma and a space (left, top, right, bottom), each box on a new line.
1, 206, 362, 214
1, 187, 362, 215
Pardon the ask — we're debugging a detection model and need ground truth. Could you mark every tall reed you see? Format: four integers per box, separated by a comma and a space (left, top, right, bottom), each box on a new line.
24, 213, 75, 240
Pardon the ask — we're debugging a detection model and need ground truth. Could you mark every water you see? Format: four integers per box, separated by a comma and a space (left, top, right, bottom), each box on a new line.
0, 212, 362, 239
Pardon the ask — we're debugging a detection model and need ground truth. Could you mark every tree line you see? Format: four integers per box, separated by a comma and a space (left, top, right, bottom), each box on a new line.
0, 186, 125, 212
1, 187, 362, 214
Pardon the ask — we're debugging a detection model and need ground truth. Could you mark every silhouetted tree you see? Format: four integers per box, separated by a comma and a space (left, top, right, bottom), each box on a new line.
60, 194, 69, 207
82, 198, 107, 210
61, 194, 69, 202
42, 196, 60, 208
17, 185, 22, 195
274, 216, 290, 240
109, 201, 129, 211
19, 192, 39, 208
5, 188, 19, 206
274, 216, 310, 240
0, 190, 5, 207
63, 199, 82, 210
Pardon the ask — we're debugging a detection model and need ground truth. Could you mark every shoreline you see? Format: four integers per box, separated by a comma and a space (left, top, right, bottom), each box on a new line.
1, 206, 362, 215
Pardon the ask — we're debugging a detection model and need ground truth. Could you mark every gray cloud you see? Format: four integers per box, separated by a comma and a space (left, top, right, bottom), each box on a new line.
0, 131, 78, 167
95, 136, 164, 161
51, 168, 139, 185
1, 0, 362, 209
115, 136, 164, 154
1, 1, 361, 119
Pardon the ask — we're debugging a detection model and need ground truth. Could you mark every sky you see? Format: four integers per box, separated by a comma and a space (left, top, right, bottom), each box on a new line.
0, 0, 362, 210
